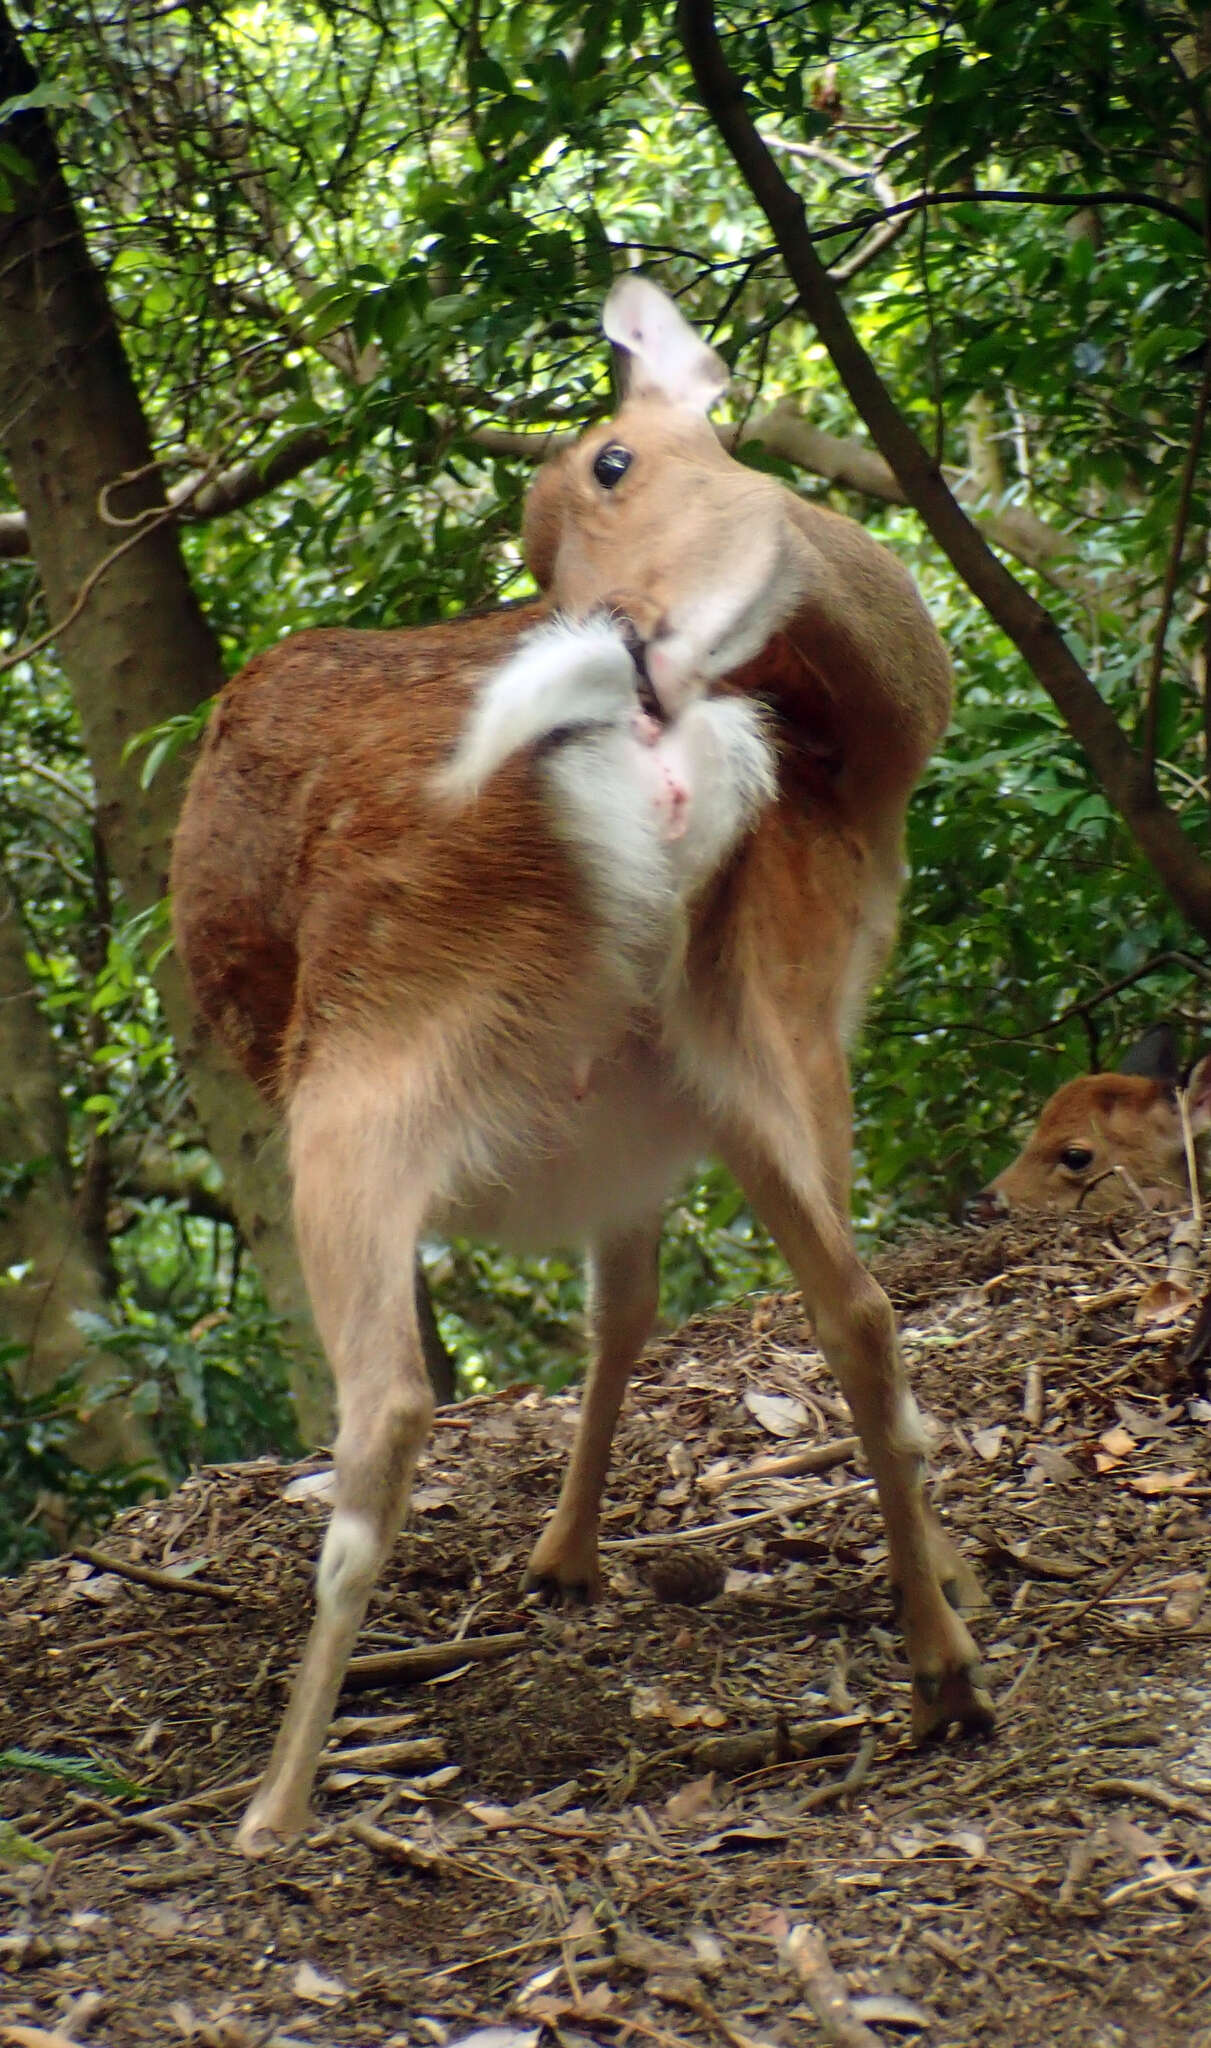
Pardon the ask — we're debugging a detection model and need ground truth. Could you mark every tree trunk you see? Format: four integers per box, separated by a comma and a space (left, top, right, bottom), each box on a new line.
0, 5, 334, 1439
0, 872, 156, 1467
0, 10, 455, 1435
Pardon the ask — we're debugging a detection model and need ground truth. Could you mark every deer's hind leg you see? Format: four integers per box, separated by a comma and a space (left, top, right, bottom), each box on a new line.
525, 1217, 662, 1600
237, 1057, 438, 1854
716, 1027, 994, 1745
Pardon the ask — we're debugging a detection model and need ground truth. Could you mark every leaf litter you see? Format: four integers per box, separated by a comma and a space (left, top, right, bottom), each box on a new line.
2, 1213, 1211, 2045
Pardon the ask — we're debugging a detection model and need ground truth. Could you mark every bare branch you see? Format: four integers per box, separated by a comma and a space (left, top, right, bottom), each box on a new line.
1141, 350, 1211, 786
0, 423, 337, 558
678, 0, 1211, 943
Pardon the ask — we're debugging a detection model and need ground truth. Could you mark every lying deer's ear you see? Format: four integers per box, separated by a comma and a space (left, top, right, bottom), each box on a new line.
602, 274, 729, 413
1118, 1023, 1180, 1083
1185, 1052, 1211, 1132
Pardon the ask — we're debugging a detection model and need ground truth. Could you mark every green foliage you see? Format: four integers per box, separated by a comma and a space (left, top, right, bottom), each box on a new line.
4, 0, 1211, 1553
0, 1356, 149, 1574
0, 1747, 145, 1797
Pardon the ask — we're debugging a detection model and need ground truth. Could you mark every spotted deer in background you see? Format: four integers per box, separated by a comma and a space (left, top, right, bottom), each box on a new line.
172, 275, 994, 1856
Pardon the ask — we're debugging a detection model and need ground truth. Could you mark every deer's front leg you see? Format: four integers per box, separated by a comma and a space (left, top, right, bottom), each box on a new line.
524, 1219, 661, 1599
723, 1110, 994, 1743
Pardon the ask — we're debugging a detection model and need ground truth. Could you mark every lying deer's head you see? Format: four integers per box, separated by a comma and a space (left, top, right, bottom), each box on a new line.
970, 1026, 1211, 1216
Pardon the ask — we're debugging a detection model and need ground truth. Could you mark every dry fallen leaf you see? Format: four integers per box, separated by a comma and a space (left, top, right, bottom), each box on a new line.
293, 1961, 348, 2005
518, 1987, 614, 2026
1162, 1572, 1206, 1627
1134, 1279, 1196, 1328
410, 1484, 456, 1514
282, 1468, 335, 1503
1126, 1469, 1197, 1495
852, 1991, 934, 2030
448, 2032, 540, 2048
1028, 1444, 1078, 1484
664, 1774, 718, 1826
970, 1424, 1006, 1462
464, 1801, 514, 1829
698, 1818, 787, 1853
1114, 1400, 1177, 1440
1099, 1424, 1136, 1460
743, 1389, 809, 1438
630, 1685, 726, 1728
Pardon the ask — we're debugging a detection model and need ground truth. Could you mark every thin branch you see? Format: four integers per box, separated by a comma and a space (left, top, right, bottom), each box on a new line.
70, 1546, 238, 1601
1140, 347, 1211, 787
677, 0, 1211, 944
829, 183, 1202, 241
0, 501, 179, 678
1049, 949, 1211, 1028
0, 423, 337, 559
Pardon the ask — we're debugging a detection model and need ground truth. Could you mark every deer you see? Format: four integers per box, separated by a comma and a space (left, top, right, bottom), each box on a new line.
970, 1025, 1211, 1216
171, 274, 994, 1856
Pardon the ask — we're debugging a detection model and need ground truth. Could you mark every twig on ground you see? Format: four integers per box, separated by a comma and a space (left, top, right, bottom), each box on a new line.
698, 1436, 861, 1495
34, 1775, 258, 1850
780, 1923, 885, 2047
1049, 1544, 1152, 1638
69, 1546, 238, 1602
798, 1730, 877, 1812
343, 1631, 528, 1688
320, 1737, 445, 1771
1023, 1360, 1045, 1427
604, 1481, 873, 1551
345, 1814, 457, 1873
1087, 1776, 1211, 1825
692, 1713, 869, 1777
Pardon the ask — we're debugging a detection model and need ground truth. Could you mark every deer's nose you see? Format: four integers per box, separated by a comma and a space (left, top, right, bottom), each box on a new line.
964, 1187, 1008, 1226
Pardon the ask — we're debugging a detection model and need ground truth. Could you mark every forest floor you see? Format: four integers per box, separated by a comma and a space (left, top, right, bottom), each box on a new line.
4, 1213, 1211, 2048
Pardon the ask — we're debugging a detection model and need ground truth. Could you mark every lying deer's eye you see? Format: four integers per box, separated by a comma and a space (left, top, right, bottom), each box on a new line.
592, 443, 632, 489
1058, 1144, 1095, 1173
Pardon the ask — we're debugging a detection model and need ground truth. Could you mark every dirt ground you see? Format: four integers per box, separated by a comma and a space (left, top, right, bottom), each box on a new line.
3, 1212, 1211, 2048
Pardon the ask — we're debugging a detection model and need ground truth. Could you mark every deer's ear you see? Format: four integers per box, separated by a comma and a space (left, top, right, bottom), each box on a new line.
603, 275, 728, 413
1118, 1023, 1180, 1083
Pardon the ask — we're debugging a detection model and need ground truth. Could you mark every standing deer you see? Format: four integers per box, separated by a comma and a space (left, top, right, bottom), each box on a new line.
172, 275, 994, 1855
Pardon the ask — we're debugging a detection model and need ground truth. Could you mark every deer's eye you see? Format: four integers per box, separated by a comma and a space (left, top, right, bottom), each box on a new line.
592, 443, 632, 489
1058, 1144, 1095, 1173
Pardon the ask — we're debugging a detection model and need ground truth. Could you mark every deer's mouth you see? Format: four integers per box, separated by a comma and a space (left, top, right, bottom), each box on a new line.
613, 611, 668, 724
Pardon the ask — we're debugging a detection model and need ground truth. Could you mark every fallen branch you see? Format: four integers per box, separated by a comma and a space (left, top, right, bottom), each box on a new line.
342, 1630, 528, 1690
690, 1712, 868, 1776
69, 1546, 238, 1602
35, 1774, 258, 1850
345, 1814, 457, 1873
319, 1736, 445, 1772
780, 1923, 885, 2048
1088, 1776, 1211, 1825
798, 1730, 877, 1812
698, 1435, 860, 1496
604, 1479, 873, 1552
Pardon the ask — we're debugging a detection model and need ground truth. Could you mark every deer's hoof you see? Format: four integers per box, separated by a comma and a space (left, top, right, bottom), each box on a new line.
521, 1564, 599, 1606
910, 1661, 997, 1745
522, 1528, 602, 1604
235, 1793, 308, 1858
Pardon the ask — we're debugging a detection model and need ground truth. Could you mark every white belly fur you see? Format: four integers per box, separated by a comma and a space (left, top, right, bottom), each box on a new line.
431, 1033, 707, 1251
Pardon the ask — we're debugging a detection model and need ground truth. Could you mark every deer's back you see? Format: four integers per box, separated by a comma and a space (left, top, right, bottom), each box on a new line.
171, 604, 591, 1096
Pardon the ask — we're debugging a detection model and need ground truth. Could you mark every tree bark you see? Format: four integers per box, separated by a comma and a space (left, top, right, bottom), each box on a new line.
678, 0, 1211, 943
0, 872, 156, 1467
